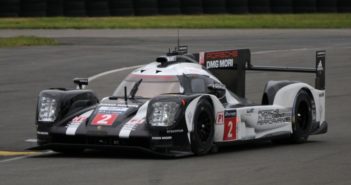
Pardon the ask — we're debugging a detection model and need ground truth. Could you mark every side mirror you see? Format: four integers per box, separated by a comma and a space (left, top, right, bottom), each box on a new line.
73, 78, 88, 90
208, 83, 226, 99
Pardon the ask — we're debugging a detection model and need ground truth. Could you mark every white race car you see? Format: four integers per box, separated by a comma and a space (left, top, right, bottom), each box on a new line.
32, 47, 327, 157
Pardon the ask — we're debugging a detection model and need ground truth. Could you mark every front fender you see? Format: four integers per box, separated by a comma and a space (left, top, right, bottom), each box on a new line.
185, 94, 225, 143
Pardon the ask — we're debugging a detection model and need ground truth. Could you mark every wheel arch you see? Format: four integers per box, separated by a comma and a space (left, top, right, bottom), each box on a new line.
185, 94, 224, 142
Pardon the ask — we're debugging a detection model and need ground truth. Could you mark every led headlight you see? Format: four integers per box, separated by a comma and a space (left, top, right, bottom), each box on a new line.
148, 102, 180, 127
38, 96, 57, 122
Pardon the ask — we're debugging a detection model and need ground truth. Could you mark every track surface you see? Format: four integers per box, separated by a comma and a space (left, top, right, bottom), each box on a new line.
0, 29, 351, 185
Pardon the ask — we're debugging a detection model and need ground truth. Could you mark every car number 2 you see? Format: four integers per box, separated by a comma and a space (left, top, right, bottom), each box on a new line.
223, 117, 237, 141
92, 113, 118, 126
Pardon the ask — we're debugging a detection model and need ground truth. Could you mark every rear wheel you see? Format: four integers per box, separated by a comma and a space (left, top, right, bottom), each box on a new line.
290, 90, 313, 143
272, 89, 313, 144
190, 98, 215, 155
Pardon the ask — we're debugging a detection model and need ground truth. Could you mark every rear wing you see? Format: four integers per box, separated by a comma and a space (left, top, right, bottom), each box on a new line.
193, 49, 326, 98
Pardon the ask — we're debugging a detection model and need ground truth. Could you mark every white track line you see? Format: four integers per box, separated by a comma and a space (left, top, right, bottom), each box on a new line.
88, 65, 143, 82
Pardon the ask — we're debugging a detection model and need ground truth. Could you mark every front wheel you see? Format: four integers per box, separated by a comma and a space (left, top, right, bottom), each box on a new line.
190, 98, 215, 155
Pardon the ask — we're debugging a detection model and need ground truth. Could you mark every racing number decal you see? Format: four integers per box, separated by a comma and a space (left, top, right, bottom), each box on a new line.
223, 110, 237, 141
91, 113, 118, 126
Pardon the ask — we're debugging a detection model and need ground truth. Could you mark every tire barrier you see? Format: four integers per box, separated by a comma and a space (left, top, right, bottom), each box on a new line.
0, 0, 20, 17
64, 0, 86, 16
47, 0, 63, 16
180, 0, 203, 14
87, 0, 110, 16
293, 0, 317, 13
203, 0, 226, 14
227, 0, 249, 14
158, 0, 181, 15
248, 0, 271, 13
270, 0, 293, 13
109, 0, 134, 16
20, 0, 47, 17
317, 0, 337, 13
338, 0, 351, 13
0, 0, 350, 17
134, 0, 158, 16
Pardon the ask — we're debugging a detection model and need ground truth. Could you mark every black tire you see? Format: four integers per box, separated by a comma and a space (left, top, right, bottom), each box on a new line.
248, 0, 271, 13
20, 0, 47, 17
270, 0, 293, 13
64, 0, 86, 17
203, 0, 227, 14
47, 0, 63, 16
293, 0, 317, 13
87, 0, 110, 17
338, 0, 351, 13
227, 0, 249, 14
291, 90, 314, 143
190, 98, 215, 155
110, 0, 134, 16
0, 0, 20, 17
158, 0, 181, 15
180, 0, 203, 14
316, 0, 337, 12
134, 0, 158, 16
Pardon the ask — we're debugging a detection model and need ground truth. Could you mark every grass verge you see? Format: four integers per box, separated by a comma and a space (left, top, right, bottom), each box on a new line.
0, 14, 350, 29
0, 36, 57, 48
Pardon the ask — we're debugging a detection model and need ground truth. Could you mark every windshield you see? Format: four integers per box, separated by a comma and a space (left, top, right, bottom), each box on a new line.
113, 74, 182, 99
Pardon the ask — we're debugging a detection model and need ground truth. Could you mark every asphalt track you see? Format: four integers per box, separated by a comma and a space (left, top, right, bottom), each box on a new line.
0, 29, 351, 185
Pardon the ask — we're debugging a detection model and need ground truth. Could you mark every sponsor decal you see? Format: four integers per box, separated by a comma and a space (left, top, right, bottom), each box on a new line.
71, 115, 88, 124
206, 59, 234, 69
319, 92, 325, 97
166, 129, 184, 134
204, 50, 238, 69
37, 131, 49, 135
66, 110, 93, 135
257, 109, 291, 126
91, 113, 118, 126
205, 50, 238, 60
208, 83, 225, 90
199, 52, 205, 65
246, 108, 254, 114
223, 110, 237, 141
119, 117, 145, 138
225, 110, 236, 118
152, 136, 172, 140
98, 106, 128, 113
216, 112, 224, 124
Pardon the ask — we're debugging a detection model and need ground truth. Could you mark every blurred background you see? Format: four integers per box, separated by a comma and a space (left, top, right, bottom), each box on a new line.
0, 0, 350, 17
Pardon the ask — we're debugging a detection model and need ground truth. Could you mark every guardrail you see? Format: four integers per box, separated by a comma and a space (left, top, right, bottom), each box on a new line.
0, 0, 350, 17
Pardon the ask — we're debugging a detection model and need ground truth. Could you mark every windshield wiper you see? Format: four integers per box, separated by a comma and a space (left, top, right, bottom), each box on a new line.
129, 79, 143, 99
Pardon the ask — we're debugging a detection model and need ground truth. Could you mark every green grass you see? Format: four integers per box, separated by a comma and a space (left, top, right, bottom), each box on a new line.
0, 36, 57, 47
0, 14, 350, 29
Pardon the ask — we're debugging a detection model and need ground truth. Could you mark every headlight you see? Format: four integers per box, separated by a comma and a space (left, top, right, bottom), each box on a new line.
38, 96, 57, 122
148, 102, 180, 127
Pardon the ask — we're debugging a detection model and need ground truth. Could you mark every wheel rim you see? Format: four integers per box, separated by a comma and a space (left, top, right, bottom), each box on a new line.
296, 101, 309, 130
196, 110, 212, 142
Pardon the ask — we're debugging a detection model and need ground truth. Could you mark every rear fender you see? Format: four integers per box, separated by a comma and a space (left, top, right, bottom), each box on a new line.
273, 83, 325, 124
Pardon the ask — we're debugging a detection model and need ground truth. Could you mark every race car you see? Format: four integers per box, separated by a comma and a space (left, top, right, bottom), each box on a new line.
31, 47, 327, 156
